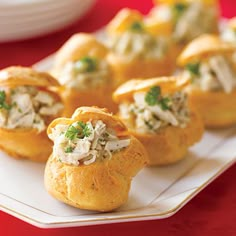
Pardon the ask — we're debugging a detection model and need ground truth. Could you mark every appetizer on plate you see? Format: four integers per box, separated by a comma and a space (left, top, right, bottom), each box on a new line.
113, 77, 204, 166
51, 33, 117, 116
177, 34, 236, 128
0, 66, 63, 162
106, 8, 175, 83
44, 106, 148, 212
147, 0, 219, 55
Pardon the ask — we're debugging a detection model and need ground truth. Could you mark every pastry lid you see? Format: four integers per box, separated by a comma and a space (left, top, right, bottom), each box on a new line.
177, 34, 236, 66
113, 76, 189, 103
0, 66, 60, 88
52, 33, 108, 72
48, 106, 128, 136
106, 8, 143, 35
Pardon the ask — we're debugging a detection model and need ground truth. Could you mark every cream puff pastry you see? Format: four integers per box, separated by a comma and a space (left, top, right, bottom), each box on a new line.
178, 34, 236, 128
106, 8, 175, 83
113, 77, 204, 166
44, 106, 148, 212
51, 33, 117, 116
147, 0, 219, 57
0, 66, 63, 162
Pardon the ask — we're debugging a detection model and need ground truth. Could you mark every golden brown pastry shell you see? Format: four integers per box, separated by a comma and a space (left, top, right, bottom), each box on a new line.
59, 84, 118, 117
51, 33, 109, 77
45, 107, 148, 211
0, 66, 63, 162
107, 53, 176, 85
113, 76, 189, 103
128, 109, 203, 165
0, 128, 52, 162
113, 77, 204, 165
177, 34, 236, 66
45, 135, 147, 212
186, 87, 236, 128
51, 33, 118, 115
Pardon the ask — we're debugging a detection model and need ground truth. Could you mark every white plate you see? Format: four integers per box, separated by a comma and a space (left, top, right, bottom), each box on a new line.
0, 50, 235, 228
0, 0, 96, 42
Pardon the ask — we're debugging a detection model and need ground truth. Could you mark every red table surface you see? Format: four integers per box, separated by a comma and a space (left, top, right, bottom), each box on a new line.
0, 0, 235, 235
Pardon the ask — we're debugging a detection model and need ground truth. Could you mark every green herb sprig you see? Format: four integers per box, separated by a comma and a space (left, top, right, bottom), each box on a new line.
145, 86, 171, 110
74, 57, 97, 73
185, 62, 200, 76
172, 3, 188, 22
0, 91, 11, 110
65, 121, 91, 140
129, 21, 144, 32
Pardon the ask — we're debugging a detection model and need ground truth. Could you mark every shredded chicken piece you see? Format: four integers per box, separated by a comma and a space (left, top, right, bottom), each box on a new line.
109, 32, 168, 61
58, 60, 110, 90
119, 91, 190, 134
49, 120, 130, 166
0, 86, 63, 131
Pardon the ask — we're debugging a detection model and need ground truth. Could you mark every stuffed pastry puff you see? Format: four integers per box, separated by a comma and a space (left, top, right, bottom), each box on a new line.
113, 77, 204, 166
177, 34, 236, 128
146, 0, 219, 56
51, 33, 117, 117
44, 106, 148, 212
0, 66, 64, 162
106, 8, 175, 83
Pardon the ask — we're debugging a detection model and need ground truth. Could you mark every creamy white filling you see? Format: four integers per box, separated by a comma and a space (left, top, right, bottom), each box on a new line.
58, 60, 110, 90
0, 86, 63, 131
221, 28, 236, 44
185, 55, 236, 93
173, 2, 217, 42
49, 120, 130, 166
108, 32, 168, 61
119, 91, 190, 134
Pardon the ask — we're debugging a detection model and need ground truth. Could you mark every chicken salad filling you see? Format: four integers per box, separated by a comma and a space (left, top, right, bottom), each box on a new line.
151, 1, 217, 43
183, 55, 236, 93
119, 86, 190, 134
0, 86, 63, 131
108, 22, 168, 61
58, 56, 110, 90
49, 120, 130, 166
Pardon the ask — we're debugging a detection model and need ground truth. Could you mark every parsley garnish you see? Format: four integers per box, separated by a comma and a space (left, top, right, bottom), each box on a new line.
172, 3, 187, 21
186, 62, 200, 76
0, 91, 11, 110
65, 146, 74, 153
145, 86, 171, 110
65, 121, 91, 140
74, 57, 97, 73
129, 21, 144, 32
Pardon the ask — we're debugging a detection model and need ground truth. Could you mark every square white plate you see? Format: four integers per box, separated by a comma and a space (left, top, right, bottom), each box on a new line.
0, 31, 236, 228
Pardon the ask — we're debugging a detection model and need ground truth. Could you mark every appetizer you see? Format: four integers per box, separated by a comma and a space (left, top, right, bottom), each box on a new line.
106, 8, 175, 83
147, 0, 219, 55
113, 77, 204, 166
51, 33, 117, 116
177, 34, 236, 128
0, 66, 63, 162
44, 107, 147, 212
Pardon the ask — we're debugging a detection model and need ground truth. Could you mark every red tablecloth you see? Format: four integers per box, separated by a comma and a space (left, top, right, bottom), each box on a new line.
0, 0, 235, 235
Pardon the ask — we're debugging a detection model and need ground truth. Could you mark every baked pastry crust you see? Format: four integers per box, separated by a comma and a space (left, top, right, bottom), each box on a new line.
113, 77, 204, 166
177, 34, 236, 66
106, 9, 175, 83
45, 107, 148, 212
177, 34, 236, 128
51, 33, 117, 116
186, 87, 236, 128
0, 66, 63, 162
